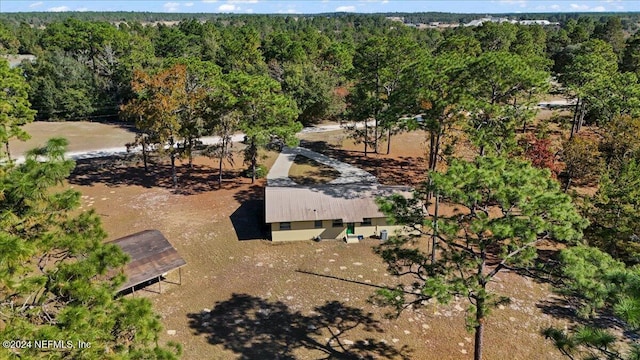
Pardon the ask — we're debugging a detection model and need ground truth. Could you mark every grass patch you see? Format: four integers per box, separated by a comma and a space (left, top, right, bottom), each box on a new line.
288, 155, 340, 185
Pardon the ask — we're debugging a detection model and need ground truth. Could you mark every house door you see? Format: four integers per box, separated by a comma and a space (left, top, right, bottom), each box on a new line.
346, 223, 355, 235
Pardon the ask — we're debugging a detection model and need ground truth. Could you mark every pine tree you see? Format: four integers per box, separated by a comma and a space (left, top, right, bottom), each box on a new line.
0, 59, 36, 161
224, 71, 300, 183
375, 156, 587, 360
0, 138, 180, 359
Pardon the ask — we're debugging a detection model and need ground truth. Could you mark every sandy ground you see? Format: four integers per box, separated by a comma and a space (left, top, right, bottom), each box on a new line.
8, 121, 136, 156
73, 175, 567, 359
60, 125, 571, 359
8, 119, 576, 359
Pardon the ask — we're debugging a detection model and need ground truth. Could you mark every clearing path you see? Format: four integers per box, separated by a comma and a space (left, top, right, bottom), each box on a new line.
267, 146, 378, 186
13, 122, 364, 164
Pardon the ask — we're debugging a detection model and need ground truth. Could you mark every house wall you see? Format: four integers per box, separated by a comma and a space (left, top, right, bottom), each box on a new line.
355, 217, 405, 238
270, 218, 406, 242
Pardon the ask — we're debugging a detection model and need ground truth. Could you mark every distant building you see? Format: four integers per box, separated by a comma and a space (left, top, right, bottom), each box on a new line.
1, 54, 37, 68
519, 19, 559, 26
386, 16, 405, 23
464, 17, 516, 27
464, 17, 559, 27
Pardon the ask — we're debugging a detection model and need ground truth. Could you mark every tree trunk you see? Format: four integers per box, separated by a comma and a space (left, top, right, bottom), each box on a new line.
251, 139, 257, 184
171, 152, 177, 189
433, 132, 441, 171
474, 248, 487, 360
428, 130, 437, 172
431, 193, 439, 264
570, 97, 580, 139
512, 96, 524, 134
564, 175, 572, 193
5, 142, 11, 161
374, 118, 379, 154
142, 140, 148, 172
577, 102, 586, 133
479, 145, 485, 157
170, 136, 177, 188
218, 137, 225, 188
188, 138, 194, 169
364, 121, 368, 157
386, 128, 391, 155
474, 296, 485, 360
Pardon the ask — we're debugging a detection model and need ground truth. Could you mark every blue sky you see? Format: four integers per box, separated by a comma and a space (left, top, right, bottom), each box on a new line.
1, 0, 638, 14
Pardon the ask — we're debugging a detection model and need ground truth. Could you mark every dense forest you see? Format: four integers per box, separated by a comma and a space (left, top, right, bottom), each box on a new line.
1, 10, 640, 28
1, 10, 640, 360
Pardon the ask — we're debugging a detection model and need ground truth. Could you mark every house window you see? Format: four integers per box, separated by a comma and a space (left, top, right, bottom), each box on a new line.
332, 219, 343, 228
314, 220, 323, 228
279, 222, 291, 230
361, 218, 372, 226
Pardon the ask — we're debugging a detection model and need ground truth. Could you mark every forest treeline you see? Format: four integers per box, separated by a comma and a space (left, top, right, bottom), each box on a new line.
2, 11, 640, 360
0, 13, 639, 126
1, 11, 640, 28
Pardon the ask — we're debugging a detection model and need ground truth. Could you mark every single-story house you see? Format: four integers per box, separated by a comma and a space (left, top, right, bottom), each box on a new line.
265, 185, 414, 242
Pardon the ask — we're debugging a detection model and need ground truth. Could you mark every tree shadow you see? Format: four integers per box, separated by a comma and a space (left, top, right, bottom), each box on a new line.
537, 297, 637, 340
187, 293, 412, 360
300, 140, 426, 187
230, 185, 268, 241
289, 155, 342, 185
68, 155, 246, 195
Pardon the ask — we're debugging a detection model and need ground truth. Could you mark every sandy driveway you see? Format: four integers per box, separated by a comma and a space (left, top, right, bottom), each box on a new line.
267, 146, 377, 186
13, 122, 358, 164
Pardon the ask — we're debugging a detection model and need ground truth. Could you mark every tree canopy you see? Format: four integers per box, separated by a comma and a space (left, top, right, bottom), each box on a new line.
0, 138, 179, 359
375, 156, 587, 360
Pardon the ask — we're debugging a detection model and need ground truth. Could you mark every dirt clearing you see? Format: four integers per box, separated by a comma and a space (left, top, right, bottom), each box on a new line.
64, 130, 570, 359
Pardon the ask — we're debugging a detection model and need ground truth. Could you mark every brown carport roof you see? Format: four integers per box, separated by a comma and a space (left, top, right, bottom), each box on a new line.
108, 229, 186, 292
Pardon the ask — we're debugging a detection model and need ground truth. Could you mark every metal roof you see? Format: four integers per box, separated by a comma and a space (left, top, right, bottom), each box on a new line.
107, 230, 186, 292
265, 185, 413, 223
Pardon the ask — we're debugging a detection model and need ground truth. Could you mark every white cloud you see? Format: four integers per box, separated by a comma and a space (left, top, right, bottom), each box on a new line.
278, 8, 300, 13
29, 2, 43, 8
499, 0, 527, 6
550, 4, 561, 10
228, 0, 258, 3
164, 2, 180, 11
202, 0, 218, 3
76, 7, 89, 11
245, 8, 254, 13
47, 6, 69, 12
336, 5, 356, 11
184, 2, 194, 6
570, 3, 589, 10
218, 4, 238, 11
591, 5, 606, 11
